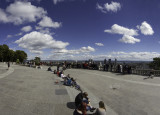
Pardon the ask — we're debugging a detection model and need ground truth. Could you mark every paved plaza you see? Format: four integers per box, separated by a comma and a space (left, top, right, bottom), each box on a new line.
0, 63, 160, 115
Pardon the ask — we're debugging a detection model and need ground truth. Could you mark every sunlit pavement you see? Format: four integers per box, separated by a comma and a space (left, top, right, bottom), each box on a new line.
0, 63, 160, 115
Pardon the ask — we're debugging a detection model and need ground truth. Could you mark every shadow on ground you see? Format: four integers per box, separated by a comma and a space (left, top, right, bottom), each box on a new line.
67, 102, 75, 109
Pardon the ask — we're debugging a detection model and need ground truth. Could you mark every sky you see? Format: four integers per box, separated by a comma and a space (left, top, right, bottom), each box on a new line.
0, 0, 160, 61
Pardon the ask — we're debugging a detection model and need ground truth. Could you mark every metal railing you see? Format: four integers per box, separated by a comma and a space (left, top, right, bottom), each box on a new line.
131, 69, 160, 76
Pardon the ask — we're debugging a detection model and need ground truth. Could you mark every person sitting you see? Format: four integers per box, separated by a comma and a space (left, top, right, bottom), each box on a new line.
66, 77, 73, 86
73, 102, 87, 115
75, 92, 95, 112
47, 67, 52, 71
72, 79, 81, 91
57, 70, 60, 76
63, 74, 70, 85
93, 101, 106, 115
59, 70, 63, 77
53, 70, 57, 74
75, 92, 87, 109
82, 93, 96, 112
61, 71, 66, 78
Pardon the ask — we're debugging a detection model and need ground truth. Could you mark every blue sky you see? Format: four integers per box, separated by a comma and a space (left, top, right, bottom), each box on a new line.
0, 0, 160, 61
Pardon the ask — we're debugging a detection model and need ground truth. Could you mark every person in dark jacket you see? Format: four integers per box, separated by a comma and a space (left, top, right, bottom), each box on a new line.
75, 92, 88, 108
73, 102, 87, 115
8, 61, 10, 70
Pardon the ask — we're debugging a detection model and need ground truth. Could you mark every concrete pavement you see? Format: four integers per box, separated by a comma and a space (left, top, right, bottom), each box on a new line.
1, 63, 160, 115
0, 64, 74, 115
64, 68, 160, 115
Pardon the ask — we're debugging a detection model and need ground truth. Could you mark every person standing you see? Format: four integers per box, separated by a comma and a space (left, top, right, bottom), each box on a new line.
7, 61, 10, 70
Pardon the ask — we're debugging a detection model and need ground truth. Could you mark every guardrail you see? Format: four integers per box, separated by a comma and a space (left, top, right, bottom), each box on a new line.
131, 69, 160, 76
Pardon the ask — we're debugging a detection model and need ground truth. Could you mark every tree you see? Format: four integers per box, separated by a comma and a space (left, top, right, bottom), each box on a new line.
16, 59, 20, 64
149, 57, 160, 70
7, 49, 15, 62
15, 50, 27, 63
34, 57, 41, 65
0, 44, 27, 62
0, 45, 3, 62
2, 44, 9, 62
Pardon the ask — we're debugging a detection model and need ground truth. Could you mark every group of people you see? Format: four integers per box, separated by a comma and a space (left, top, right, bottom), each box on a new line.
49, 66, 82, 91
74, 92, 106, 115
47, 66, 107, 115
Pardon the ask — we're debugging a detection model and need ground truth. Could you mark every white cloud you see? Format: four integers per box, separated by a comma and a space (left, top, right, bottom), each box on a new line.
7, 35, 12, 38
15, 31, 69, 54
53, 0, 64, 5
0, 8, 9, 23
109, 52, 160, 61
53, 46, 95, 54
138, 21, 154, 35
0, 1, 46, 25
95, 43, 104, 46
6, 0, 42, 2
105, 24, 141, 44
96, 3, 107, 13
21, 25, 32, 32
119, 35, 140, 44
30, 50, 43, 55
80, 46, 95, 52
97, 1, 121, 13
105, 24, 138, 36
35, 26, 55, 35
38, 16, 61, 28
15, 32, 23, 36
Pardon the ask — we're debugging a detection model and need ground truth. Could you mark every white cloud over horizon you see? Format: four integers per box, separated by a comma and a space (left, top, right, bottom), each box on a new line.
97, 1, 121, 13
15, 31, 69, 54
46, 51, 160, 61
52, 46, 95, 56
137, 21, 154, 35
